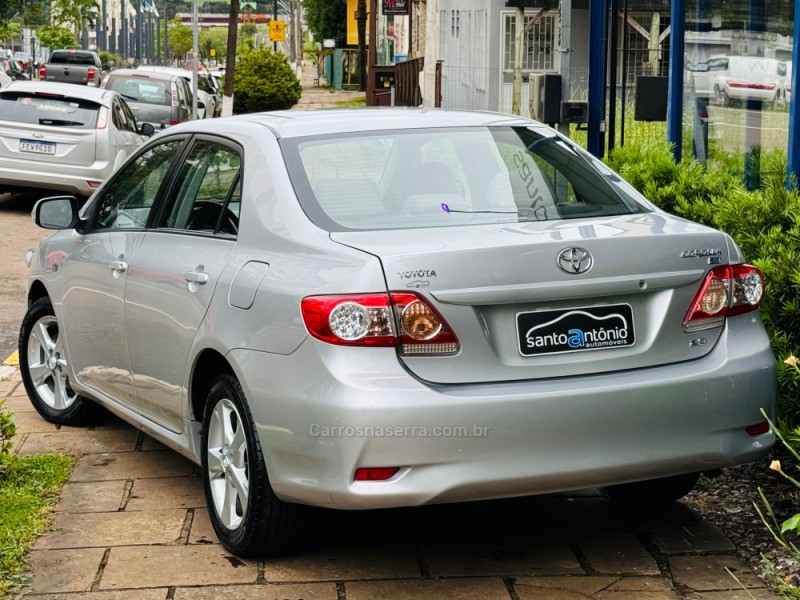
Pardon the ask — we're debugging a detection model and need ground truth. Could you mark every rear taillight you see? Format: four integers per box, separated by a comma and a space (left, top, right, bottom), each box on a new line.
96, 106, 108, 129
170, 120, 179, 126
301, 292, 460, 355
683, 264, 764, 332
38, 64, 46, 79
87, 67, 95, 83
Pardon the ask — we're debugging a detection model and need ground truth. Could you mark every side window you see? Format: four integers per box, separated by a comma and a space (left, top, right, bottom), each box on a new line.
158, 140, 242, 236
111, 100, 124, 130
120, 100, 138, 132
93, 140, 183, 230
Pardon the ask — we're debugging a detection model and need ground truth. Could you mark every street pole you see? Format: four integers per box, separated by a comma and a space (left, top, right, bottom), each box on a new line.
101, 0, 107, 51
273, 0, 278, 51
192, 0, 199, 118
357, 0, 366, 91
558, 0, 572, 137
120, 0, 126, 59
136, 0, 142, 62
511, 6, 523, 115
163, 0, 169, 64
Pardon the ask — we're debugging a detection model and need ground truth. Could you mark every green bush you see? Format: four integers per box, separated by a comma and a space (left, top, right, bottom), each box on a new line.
233, 48, 302, 114
607, 141, 800, 423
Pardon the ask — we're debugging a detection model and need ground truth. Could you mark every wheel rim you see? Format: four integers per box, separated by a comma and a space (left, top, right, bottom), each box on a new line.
26, 315, 77, 411
207, 397, 250, 530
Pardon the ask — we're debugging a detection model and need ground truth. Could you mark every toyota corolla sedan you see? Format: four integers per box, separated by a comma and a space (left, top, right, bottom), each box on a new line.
0, 81, 153, 197
20, 109, 775, 558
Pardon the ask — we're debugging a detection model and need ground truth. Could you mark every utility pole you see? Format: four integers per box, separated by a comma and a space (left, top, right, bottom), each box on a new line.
101, 0, 107, 50
136, 0, 142, 62
273, 0, 277, 51
357, 0, 366, 91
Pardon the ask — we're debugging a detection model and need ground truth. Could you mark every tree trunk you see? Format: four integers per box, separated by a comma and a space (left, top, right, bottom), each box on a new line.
223, 0, 239, 115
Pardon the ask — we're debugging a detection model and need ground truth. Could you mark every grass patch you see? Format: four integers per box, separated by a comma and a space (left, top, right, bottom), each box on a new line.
335, 97, 367, 108
0, 453, 74, 596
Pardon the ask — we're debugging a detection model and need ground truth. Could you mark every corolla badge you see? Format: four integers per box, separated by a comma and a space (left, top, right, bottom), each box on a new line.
557, 247, 593, 275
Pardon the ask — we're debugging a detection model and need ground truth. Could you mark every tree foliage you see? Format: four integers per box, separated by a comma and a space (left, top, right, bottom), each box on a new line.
302, 0, 347, 46
0, 22, 21, 47
168, 18, 193, 61
35, 26, 77, 50
233, 47, 301, 114
49, 0, 100, 38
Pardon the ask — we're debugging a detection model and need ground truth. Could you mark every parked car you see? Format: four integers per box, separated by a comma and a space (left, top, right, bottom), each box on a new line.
39, 49, 105, 87
101, 68, 194, 129
0, 81, 152, 197
14, 51, 33, 74
3, 57, 30, 80
136, 65, 219, 118
691, 55, 787, 106
20, 109, 775, 558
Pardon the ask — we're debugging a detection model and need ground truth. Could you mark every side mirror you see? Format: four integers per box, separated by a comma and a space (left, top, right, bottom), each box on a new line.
139, 122, 155, 136
33, 196, 79, 229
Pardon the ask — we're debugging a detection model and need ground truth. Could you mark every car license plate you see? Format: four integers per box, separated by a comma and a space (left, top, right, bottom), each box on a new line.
19, 140, 56, 155
517, 304, 635, 356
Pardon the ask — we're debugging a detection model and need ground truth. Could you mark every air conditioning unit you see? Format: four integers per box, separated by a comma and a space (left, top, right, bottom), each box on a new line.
529, 73, 561, 124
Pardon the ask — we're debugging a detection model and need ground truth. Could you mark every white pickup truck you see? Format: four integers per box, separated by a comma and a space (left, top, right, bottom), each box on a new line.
39, 50, 105, 87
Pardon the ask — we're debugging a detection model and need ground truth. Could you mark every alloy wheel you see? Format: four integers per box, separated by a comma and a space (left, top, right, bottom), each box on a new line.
206, 397, 250, 530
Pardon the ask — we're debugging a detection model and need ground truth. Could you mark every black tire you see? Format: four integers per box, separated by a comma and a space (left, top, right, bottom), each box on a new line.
201, 373, 298, 557
603, 471, 700, 506
18, 296, 95, 425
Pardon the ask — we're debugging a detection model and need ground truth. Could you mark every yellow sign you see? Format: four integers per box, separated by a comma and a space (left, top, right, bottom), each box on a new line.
209, 48, 216, 57
346, 0, 370, 46
269, 20, 286, 42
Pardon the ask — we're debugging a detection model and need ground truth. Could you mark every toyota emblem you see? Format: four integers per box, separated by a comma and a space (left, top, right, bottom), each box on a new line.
557, 247, 593, 275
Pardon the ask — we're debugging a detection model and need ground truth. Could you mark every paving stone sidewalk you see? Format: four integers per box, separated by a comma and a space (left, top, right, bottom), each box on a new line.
0, 364, 779, 600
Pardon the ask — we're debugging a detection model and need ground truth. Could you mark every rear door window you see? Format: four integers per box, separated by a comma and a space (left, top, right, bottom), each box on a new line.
49, 51, 96, 65
0, 92, 99, 129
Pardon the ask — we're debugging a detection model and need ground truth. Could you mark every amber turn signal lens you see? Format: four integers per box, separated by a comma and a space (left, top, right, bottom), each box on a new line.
401, 300, 442, 341
699, 277, 727, 314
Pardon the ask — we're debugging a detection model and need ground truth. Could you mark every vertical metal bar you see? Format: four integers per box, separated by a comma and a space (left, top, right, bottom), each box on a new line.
101, 0, 107, 51
192, 0, 199, 119
164, 0, 169, 64
667, 0, 685, 162
789, 0, 800, 187
620, 0, 628, 146
558, 0, 572, 138
273, 0, 278, 51
587, 0, 608, 158
607, 0, 619, 152
512, 6, 524, 115
121, 0, 127, 59
744, 0, 765, 190
136, 0, 142, 62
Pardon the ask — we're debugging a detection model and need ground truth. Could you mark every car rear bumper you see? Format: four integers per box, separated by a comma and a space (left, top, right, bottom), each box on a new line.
231, 316, 776, 510
0, 158, 111, 196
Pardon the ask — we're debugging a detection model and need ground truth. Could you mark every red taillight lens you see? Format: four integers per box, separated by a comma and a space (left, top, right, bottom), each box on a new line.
745, 421, 770, 437
96, 106, 108, 129
87, 67, 95, 82
300, 292, 460, 355
683, 265, 764, 332
38, 64, 46, 79
354, 467, 400, 481
170, 120, 179, 126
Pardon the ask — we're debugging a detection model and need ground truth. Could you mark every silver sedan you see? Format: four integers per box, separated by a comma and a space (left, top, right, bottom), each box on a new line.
20, 109, 775, 557
0, 81, 153, 197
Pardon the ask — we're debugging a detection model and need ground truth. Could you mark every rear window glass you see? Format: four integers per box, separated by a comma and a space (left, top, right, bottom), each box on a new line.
0, 93, 99, 129
49, 51, 96, 65
105, 76, 172, 106
281, 127, 648, 231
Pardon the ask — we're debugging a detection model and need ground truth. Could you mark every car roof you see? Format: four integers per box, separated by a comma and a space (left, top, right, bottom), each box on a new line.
108, 68, 182, 82
0, 81, 117, 106
166, 108, 541, 139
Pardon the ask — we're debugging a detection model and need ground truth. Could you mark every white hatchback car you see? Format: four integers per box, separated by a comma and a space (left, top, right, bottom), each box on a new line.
0, 81, 153, 197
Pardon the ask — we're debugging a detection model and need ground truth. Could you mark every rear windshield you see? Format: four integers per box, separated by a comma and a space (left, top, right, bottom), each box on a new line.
281, 126, 649, 231
50, 51, 96, 65
0, 92, 99, 129
105, 76, 172, 106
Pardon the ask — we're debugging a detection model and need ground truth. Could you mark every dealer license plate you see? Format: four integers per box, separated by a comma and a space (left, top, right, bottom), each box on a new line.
517, 304, 635, 356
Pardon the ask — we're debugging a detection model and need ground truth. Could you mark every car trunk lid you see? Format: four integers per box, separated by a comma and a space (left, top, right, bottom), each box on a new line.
331, 213, 731, 384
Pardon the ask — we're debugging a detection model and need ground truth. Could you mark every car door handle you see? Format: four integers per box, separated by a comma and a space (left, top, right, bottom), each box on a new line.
109, 260, 128, 272
184, 270, 209, 284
